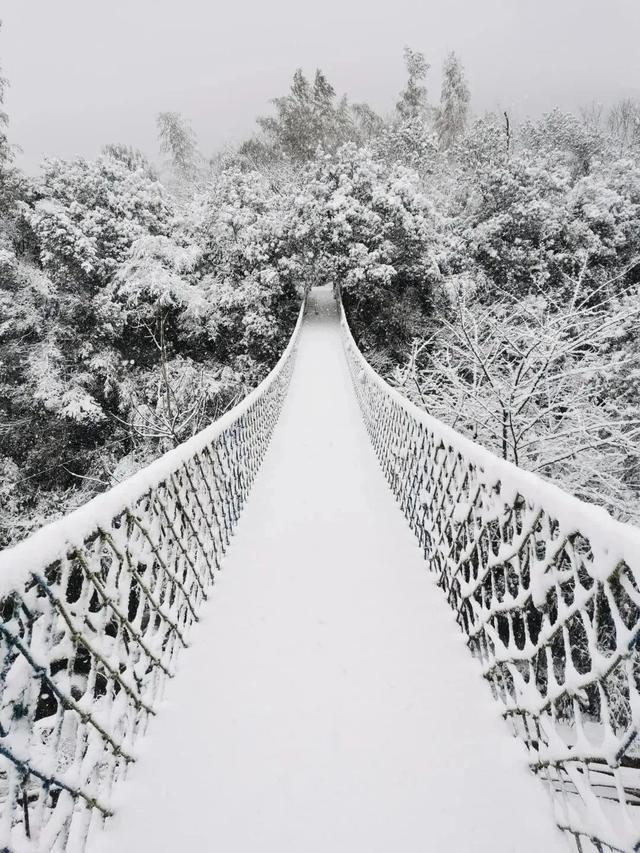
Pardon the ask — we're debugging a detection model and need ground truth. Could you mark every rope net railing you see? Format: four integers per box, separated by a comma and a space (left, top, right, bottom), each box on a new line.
339, 297, 640, 853
0, 301, 305, 853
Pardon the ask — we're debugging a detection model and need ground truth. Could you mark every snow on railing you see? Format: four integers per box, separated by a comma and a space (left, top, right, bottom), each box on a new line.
0, 300, 305, 853
339, 297, 640, 853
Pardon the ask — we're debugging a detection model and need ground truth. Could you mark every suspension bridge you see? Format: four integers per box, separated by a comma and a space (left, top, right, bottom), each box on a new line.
1, 286, 640, 852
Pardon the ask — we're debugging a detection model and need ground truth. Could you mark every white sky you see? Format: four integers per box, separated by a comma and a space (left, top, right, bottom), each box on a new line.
2, 0, 640, 173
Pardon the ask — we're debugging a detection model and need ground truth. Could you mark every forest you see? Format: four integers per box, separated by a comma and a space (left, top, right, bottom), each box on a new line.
1, 46, 640, 547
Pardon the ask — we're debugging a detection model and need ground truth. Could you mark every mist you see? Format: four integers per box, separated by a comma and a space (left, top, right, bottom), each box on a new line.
2, 0, 640, 172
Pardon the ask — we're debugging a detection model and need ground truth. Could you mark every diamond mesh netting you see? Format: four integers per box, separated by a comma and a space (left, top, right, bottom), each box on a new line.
0, 302, 305, 853
340, 297, 640, 853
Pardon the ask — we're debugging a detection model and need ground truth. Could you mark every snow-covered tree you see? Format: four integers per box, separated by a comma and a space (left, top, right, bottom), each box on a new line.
109, 234, 204, 327
608, 98, 640, 156
0, 30, 25, 227
442, 142, 640, 301
453, 115, 508, 170
0, 101, 8, 168
157, 111, 200, 184
521, 109, 606, 176
0, 150, 305, 546
0, 247, 125, 545
396, 48, 429, 121
375, 117, 438, 171
392, 280, 640, 520
0, 24, 10, 167
102, 143, 158, 179
0, 154, 175, 544
434, 52, 470, 150
189, 161, 304, 362
351, 102, 385, 143
298, 144, 441, 354
256, 69, 355, 161
28, 154, 172, 287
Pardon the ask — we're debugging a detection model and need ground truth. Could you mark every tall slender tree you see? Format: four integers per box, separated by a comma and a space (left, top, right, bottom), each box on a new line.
434, 52, 470, 150
0, 23, 9, 166
157, 111, 199, 182
396, 48, 430, 120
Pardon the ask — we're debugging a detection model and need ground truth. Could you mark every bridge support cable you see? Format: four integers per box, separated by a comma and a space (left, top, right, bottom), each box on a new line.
0, 301, 306, 853
340, 295, 640, 853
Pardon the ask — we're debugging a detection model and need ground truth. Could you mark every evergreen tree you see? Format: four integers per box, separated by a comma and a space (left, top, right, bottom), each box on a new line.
434, 52, 470, 150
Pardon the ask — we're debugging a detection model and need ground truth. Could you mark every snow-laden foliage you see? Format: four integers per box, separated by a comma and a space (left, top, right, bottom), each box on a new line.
608, 98, 640, 157
374, 116, 438, 171
28, 155, 172, 285
255, 69, 354, 161
366, 102, 640, 523
392, 286, 640, 520
0, 155, 179, 545
298, 144, 441, 356
396, 47, 430, 121
187, 162, 304, 361
434, 52, 470, 150
0, 153, 301, 546
445, 124, 640, 299
2, 43, 640, 549
0, 28, 10, 168
244, 68, 384, 164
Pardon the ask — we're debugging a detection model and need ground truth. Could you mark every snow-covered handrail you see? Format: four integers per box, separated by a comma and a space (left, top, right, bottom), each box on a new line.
0, 299, 305, 853
339, 296, 640, 853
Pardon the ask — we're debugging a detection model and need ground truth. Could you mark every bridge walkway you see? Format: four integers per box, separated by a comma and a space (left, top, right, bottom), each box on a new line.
91, 287, 565, 852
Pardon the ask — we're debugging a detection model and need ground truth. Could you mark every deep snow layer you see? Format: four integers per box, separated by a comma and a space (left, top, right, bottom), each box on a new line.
90, 287, 566, 853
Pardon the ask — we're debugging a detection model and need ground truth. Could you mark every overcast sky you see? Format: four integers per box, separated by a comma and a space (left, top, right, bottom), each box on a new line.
2, 0, 640, 173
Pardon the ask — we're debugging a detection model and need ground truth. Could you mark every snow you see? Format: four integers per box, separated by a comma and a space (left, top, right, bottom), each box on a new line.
88, 286, 566, 853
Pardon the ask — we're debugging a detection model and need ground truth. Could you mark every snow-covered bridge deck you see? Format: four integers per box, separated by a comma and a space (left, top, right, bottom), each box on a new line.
90, 288, 564, 852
